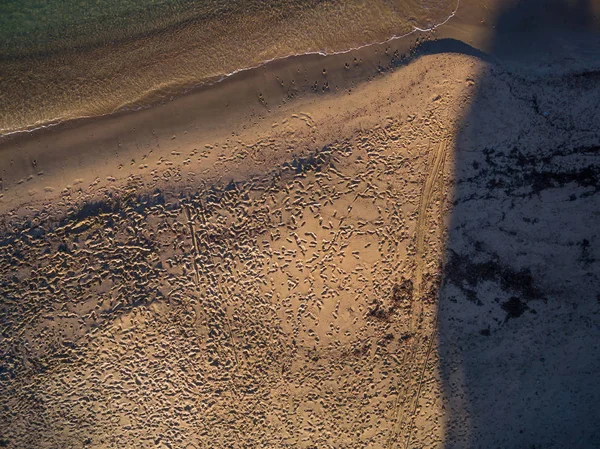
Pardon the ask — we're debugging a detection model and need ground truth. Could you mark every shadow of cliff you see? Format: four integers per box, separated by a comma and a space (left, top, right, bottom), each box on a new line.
439, 1, 600, 447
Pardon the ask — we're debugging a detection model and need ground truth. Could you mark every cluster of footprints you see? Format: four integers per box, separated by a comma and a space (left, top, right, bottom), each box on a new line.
0, 118, 450, 447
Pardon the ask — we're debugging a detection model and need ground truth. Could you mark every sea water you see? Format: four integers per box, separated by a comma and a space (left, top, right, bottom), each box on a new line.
0, 0, 457, 136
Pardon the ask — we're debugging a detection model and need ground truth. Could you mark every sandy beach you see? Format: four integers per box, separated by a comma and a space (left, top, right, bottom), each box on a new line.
1, 1, 600, 448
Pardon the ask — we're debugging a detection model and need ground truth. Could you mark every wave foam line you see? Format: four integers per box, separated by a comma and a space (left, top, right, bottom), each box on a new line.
0, 0, 460, 139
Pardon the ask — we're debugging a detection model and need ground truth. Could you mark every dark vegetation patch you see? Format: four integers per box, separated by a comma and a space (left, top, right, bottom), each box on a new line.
445, 250, 543, 300
459, 145, 600, 199
578, 238, 596, 265
367, 300, 391, 320
368, 278, 413, 321
528, 165, 600, 196
572, 69, 600, 80
391, 278, 413, 303
501, 296, 529, 321
444, 249, 543, 320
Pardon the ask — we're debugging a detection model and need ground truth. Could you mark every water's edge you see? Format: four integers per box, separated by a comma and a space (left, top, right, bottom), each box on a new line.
0, 0, 460, 141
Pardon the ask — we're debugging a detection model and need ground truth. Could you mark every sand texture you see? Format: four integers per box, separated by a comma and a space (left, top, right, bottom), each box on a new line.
1, 1, 600, 448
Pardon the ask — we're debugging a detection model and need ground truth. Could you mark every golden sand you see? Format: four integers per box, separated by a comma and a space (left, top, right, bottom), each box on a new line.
1, 1, 600, 447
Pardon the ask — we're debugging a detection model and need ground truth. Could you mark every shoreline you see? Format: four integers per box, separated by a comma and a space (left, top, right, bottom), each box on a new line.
3, 0, 599, 144
0, 0, 462, 141
1, 0, 599, 216
0, 0, 502, 216
0, 0, 460, 139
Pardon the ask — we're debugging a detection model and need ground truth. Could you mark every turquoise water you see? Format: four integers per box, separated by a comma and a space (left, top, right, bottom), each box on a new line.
0, 0, 305, 57
0, 0, 457, 135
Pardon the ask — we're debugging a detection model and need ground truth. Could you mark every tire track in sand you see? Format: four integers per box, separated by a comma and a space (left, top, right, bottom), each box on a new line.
387, 139, 447, 449
410, 139, 446, 332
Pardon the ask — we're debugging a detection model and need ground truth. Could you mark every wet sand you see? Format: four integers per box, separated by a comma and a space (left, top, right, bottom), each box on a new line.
0, 0, 456, 136
1, 1, 600, 448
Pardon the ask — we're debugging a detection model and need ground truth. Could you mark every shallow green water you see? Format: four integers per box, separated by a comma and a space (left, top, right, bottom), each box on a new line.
0, 0, 306, 57
0, 0, 456, 135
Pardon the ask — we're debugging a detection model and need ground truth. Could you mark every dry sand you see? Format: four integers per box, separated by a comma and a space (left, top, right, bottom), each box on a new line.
1, 1, 600, 448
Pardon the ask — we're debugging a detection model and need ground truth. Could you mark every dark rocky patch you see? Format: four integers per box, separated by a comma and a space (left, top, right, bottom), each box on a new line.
501, 297, 529, 321
444, 250, 544, 305
368, 278, 414, 320
391, 278, 413, 304
456, 144, 600, 201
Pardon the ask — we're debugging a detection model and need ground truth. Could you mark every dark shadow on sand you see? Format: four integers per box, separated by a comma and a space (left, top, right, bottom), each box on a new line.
438, 1, 600, 447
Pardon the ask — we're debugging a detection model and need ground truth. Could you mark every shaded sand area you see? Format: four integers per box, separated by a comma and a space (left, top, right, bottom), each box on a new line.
1, 1, 600, 448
